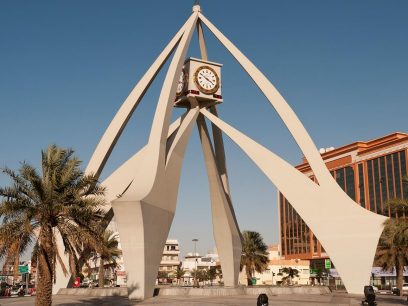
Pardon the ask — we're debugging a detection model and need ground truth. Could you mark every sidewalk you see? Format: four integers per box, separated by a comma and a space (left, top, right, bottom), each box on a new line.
1, 293, 407, 306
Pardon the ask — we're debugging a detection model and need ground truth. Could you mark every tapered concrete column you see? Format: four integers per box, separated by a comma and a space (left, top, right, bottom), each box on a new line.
197, 114, 242, 287
112, 107, 199, 300
196, 17, 241, 286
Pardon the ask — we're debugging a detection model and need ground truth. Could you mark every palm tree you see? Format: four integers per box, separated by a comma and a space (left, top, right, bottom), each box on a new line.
240, 230, 269, 286
375, 176, 408, 296
190, 268, 207, 286
215, 264, 223, 283
207, 266, 217, 286
281, 267, 300, 285
97, 229, 122, 288
173, 264, 186, 285
0, 145, 106, 306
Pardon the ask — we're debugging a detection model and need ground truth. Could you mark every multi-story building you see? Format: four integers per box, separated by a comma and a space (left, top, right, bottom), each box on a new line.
182, 252, 218, 272
159, 239, 181, 274
279, 132, 408, 271
181, 251, 219, 285
239, 245, 310, 286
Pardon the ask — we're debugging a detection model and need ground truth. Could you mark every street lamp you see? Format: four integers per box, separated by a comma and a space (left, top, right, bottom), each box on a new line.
192, 239, 198, 287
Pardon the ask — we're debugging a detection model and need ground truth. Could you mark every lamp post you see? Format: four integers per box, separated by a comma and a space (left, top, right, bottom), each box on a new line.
192, 239, 198, 287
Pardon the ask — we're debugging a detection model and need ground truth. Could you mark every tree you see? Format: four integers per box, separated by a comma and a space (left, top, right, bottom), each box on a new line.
157, 271, 168, 284
190, 268, 207, 286
375, 175, 408, 296
0, 145, 106, 306
207, 266, 217, 286
215, 264, 223, 283
173, 264, 186, 285
97, 229, 122, 288
200, 269, 209, 285
281, 267, 300, 285
240, 230, 269, 286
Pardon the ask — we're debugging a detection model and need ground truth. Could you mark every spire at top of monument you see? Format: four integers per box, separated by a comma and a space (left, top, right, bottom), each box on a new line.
193, 0, 201, 12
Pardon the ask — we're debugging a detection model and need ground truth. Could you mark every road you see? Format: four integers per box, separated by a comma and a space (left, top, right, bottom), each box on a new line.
1, 293, 407, 306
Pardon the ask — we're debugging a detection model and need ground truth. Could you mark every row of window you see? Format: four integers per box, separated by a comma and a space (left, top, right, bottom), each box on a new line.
364, 150, 407, 215
280, 149, 407, 256
164, 245, 178, 251
161, 255, 179, 261
280, 196, 311, 256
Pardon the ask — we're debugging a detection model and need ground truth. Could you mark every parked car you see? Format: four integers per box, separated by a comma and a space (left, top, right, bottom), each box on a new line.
9, 284, 35, 296
10, 285, 24, 297
27, 284, 36, 295
372, 285, 379, 293
392, 283, 408, 295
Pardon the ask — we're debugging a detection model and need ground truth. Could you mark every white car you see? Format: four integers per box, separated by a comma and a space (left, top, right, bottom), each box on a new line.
372, 285, 379, 293
392, 283, 408, 295
10, 286, 23, 297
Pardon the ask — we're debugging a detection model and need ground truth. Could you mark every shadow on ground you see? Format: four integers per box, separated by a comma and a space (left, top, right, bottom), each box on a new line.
56, 296, 136, 306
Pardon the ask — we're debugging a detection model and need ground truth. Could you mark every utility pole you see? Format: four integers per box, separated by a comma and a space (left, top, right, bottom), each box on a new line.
192, 239, 198, 287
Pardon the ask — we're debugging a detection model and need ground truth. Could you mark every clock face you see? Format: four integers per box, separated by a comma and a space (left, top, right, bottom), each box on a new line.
176, 69, 187, 96
193, 65, 220, 94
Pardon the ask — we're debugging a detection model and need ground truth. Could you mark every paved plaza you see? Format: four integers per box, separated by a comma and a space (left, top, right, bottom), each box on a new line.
1, 293, 407, 306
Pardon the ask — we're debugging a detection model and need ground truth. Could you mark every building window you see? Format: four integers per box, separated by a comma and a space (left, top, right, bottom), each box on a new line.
380, 157, 387, 214
386, 155, 394, 199
358, 163, 365, 208
335, 168, 345, 191
345, 166, 355, 201
394, 153, 402, 198
313, 235, 318, 253
401, 150, 407, 197
367, 160, 375, 212
373, 159, 381, 214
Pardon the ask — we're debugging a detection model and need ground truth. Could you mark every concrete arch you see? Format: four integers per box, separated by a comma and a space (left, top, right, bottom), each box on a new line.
200, 108, 386, 294
53, 5, 387, 298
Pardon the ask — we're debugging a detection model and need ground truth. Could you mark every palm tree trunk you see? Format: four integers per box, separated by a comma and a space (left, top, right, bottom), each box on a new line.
98, 259, 105, 288
13, 253, 19, 281
396, 254, 404, 296
36, 226, 53, 306
246, 265, 252, 286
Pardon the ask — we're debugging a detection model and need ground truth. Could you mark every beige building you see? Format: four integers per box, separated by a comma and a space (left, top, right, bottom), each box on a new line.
158, 239, 181, 274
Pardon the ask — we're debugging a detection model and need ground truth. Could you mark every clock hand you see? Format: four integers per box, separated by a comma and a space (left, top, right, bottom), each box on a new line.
201, 74, 214, 86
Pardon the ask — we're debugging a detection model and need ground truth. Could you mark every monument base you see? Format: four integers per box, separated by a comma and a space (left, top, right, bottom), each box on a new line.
157, 286, 330, 296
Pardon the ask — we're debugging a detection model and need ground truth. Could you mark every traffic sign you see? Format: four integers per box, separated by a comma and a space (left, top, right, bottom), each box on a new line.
18, 265, 29, 274
325, 259, 331, 269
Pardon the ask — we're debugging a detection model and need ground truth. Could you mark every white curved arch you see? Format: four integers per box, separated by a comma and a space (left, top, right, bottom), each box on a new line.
85, 17, 188, 178
199, 13, 333, 186
111, 11, 199, 300
201, 108, 386, 294
102, 114, 188, 206
112, 106, 199, 300
55, 5, 387, 298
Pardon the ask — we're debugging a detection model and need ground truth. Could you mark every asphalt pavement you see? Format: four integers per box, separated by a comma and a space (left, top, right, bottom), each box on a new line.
1, 293, 408, 306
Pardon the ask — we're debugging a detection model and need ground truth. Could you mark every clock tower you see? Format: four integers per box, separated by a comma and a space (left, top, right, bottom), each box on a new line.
174, 57, 222, 108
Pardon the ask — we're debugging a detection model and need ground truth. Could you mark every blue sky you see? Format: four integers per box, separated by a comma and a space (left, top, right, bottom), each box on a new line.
1, 0, 407, 258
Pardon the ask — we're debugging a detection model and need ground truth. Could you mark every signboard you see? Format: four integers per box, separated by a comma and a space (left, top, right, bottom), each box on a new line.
18, 265, 29, 274
325, 259, 331, 269
310, 268, 319, 276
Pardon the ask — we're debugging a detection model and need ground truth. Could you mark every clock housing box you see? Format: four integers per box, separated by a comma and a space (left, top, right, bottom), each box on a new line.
175, 57, 223, 108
